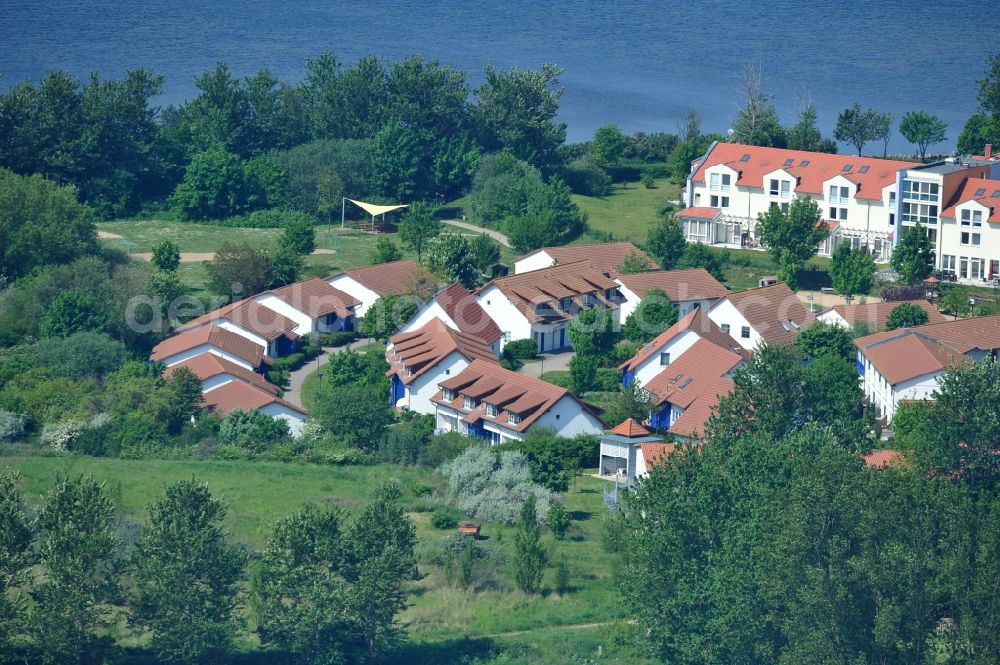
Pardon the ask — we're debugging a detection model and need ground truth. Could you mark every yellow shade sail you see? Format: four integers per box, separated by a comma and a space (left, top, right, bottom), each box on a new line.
346, 199, 409, 217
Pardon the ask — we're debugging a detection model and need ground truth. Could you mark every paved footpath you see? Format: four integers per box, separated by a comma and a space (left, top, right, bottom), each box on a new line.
517, 350, 573, 379
283, 338, 376, 408
442, 219, 511, 247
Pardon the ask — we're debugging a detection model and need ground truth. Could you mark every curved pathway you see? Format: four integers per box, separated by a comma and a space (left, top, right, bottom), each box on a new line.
283, 338, 375, 408
442, 219, 511, 248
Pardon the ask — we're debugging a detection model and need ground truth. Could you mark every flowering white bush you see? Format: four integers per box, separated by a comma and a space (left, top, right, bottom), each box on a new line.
440, 445, 556, 524
40, 420, 86, 451
0, 410, 28, 443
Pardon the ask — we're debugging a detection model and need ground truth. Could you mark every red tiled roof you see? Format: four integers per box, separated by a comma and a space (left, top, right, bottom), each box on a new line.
939, 178, 1000, 223
639, 442, 678, 470
620, 308, 746, 373
668, 376, 733, 439
387, 319, 498, 385
609, 418, 650, 437
482, 261, 620, 324
826, 299, 947, 331
691, 142, 918, 201
336, 259, 424, 297
178, 299, 299, 342
432, 358, 592, 432
678, 206, 723, 220
432, 283, 503, 344
163, 352, 280, 396
854, 315, 1000, 385
520, 242, 657, 275
717, 282, 815, 345
151, 326, 268, 368
267, 277, 360, 319
617, 268, 728, 304
645, 338, 742, 410
863, 449, 906, 469
202, 379, 306, 416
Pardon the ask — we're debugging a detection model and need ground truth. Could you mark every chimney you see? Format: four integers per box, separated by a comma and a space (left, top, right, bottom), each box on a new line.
986, 144, 993, 160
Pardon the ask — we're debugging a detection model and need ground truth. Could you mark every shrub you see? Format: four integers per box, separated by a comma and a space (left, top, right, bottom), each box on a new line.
378, 420, 432, 465
439, 445, 556, 524
0, 410, 28, 443
502, 339, 538, 362
316, 331, 356, 347
218, 409, 290, 452
420, 431, 471, 467
409, 481, 436, 498
641, 173, 656, 188
547, 503, 570, 540
880, 283, 925, 302
431, 507, 462, 530
560, 160, 613, 197
596, 368, 622, 391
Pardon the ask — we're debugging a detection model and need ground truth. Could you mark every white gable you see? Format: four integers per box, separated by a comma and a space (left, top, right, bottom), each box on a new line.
327, 274, 381, 318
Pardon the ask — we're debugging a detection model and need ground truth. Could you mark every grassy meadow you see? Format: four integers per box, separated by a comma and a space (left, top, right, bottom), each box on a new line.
1, 452, 648, 663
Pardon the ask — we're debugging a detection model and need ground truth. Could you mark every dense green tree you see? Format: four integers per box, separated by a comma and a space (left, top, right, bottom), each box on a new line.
506, 211, 561, 253
890, 222, 935, 284
303, 53, 385, 140
27, 332, 127, 380
218, 408, 290, 452
164, 367, 205, 433
359, 294, 419, 342
885, 302, 930, 330
131, 479, 247, 664
40, 290, 105, 338
368, 236, 403, 265
268, 247, 303, 288
567, 307, 619, 358
829, 242, 876, 298
755, 197, 828, 287
646, 216, 687, 269
874, 111, 893, 157
956, 112, 1000, 155
151, 239, 181, 272
372, 119, 422, 200
255, 505, 353, 663
939, 284, 974, 319
677, 242, 727, 282
30, 475, 120, 665
277, 213, 317, 256
277, 139, 374, 214
397, 202, 441, 263
795, 321, 855, 361
834, 103, 884, 155
322, 347, 392, 392
730, 64, 786, 147
622, 288, 679, 344
315, 168, 344, 224
468, 233, 502, 274
169, 146, 265, 220
425, 232, 480, 287
603, 381, 656, 428
512, 494, 547, 594
205, 242, 271, 300
786, 103, 837, 153
590, 124, 631, 169
475, 63, 566, 170
975, 52, 1000, 116
0, 169, 97, 280
0, 469, 32, 659
432, 136, 480, 199
616, 251, 653, 275
313, 382, 394, 450
469, 151, 539, 225
569, 353, 599, 394
667, 135, 718, 185
899, 111, 947, 160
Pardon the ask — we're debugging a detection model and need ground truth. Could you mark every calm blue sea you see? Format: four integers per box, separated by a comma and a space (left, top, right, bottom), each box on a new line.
2, 0, 997, 152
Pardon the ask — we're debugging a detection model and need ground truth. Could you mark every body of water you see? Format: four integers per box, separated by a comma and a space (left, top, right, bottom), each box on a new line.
3, 0, 997, 152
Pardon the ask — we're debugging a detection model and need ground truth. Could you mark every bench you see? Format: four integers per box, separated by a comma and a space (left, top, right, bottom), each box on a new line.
457, 522, 481, 538
820, 287, 836, 295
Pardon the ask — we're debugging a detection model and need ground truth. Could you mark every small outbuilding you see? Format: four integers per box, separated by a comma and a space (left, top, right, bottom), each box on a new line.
598, 419, 662, 480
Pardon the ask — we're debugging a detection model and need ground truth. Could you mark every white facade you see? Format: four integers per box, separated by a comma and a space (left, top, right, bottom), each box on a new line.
615, 282, 718, 321
399, 351, 470, 415
327, 274, 381, 319
476, 284, 533, 351
628, 329, 702, 387
817, 309, 851, 329
937, 199, 1000, 283
259, 403, 307, 437
706, 299, 758, 351
157, 343, 256, 370
254, 294, 311, 334
857, 351, 941, 422
599, 438, 638, 477
513, 250, 557, 274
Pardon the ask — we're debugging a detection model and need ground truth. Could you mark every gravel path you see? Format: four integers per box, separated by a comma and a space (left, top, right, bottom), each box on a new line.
442, 219, 511, 247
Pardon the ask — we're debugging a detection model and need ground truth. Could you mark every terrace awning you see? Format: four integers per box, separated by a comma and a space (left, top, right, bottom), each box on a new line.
346, 199, 409, 217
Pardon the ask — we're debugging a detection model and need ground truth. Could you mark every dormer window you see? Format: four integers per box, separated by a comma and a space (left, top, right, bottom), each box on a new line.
485, 403, 499, 417
463, 396, 477, 410
507, 412, 521, 425
560, 297, 572, 311
605, 288, 618, 301
583, 293, 594, 306
442, 388, 454, 402
961, 209, 983, 227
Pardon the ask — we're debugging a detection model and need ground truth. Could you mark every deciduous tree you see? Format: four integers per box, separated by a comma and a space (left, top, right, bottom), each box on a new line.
130, 479, 246, 664
368, 236, 403, 265
151, 239, 181, 272
730, 64, 786, 147
397, 202, 441, 263
677, 242, 727, 282
795, 320, 855, 362
426, 232, 480, 287
885, 302, 930, 330
829, 242, 875, 298
899, 111, 947, 160
567, 307, 619, 359
278, 213, 317, 256
646, 216, 687, 269
834, 103, 883, 155
890, 223, 935, 284
205, 242, 271, 300
755, 197, 828, 288
0, 469, 32, 657
622, 288, 679, 344
512, 494, 547, 594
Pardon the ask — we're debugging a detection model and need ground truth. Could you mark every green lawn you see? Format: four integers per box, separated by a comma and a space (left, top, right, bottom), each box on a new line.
1, 451, 645, 663
99, 219, 282, 253
572, 178, 681, 244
